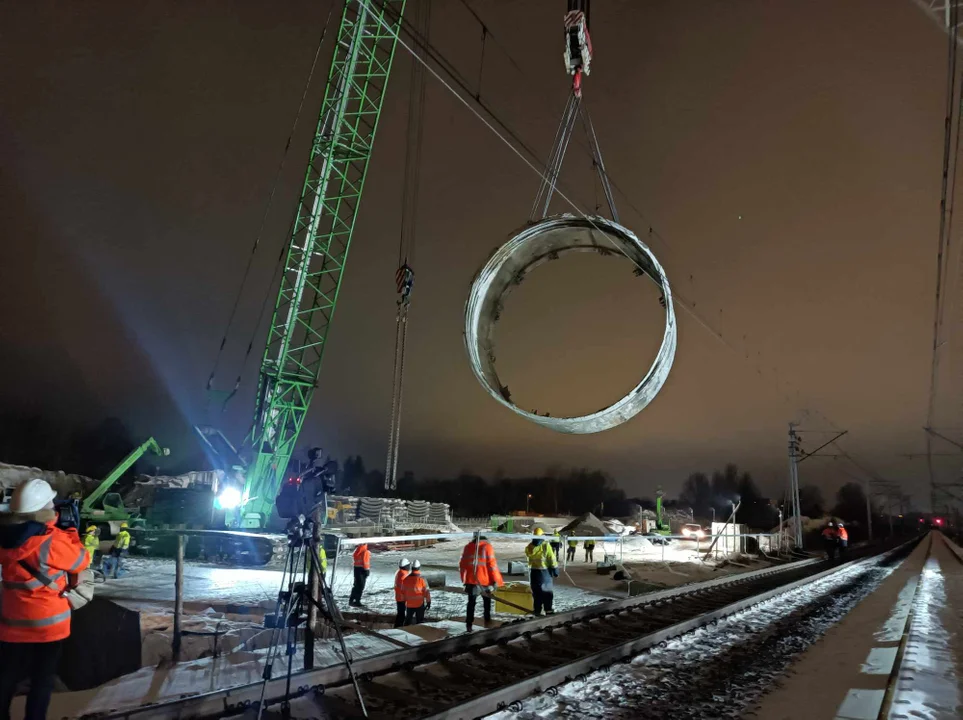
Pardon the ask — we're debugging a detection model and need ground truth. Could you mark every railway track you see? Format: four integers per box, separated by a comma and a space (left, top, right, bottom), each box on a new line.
95, 540, 912, 720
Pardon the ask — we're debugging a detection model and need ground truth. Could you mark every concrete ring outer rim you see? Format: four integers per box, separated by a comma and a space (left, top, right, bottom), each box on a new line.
463, 214, 677, 434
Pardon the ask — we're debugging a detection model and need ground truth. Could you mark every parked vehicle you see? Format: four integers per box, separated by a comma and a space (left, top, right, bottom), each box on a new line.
681, 523, 707, 540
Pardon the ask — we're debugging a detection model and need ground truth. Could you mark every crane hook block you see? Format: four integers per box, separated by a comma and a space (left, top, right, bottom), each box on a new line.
563, 11, 592, 77
396, 263, 414, 305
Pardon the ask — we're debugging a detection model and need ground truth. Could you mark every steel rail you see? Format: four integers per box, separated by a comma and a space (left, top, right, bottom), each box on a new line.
91, 541, 922, 720
92, 553, 829, 720
420, 542, 916, 719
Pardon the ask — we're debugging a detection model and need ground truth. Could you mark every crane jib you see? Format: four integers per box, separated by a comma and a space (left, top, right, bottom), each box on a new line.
241, 0, 408, 528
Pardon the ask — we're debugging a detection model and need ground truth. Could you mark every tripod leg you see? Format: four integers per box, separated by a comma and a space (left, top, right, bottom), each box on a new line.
308, 549, 368, 718
257, 540, 305, 720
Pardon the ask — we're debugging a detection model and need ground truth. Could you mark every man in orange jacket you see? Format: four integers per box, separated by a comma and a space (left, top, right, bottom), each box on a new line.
349, 542, 371, 607
460, 535, 504, 632
836, 521, 849, 557
393, 558, 411, 627
402, 560, 430, 625
0, 478, 90, 720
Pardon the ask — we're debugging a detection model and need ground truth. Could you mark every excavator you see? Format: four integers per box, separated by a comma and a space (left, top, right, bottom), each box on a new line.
79, 436, 169, 536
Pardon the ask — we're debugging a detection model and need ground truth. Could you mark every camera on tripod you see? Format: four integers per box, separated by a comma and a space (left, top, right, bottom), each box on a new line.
275, 447, 337, 520
55, 498, 80, 531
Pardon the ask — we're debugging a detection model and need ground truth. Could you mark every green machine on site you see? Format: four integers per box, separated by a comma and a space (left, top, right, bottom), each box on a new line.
80, 437, 169, 536
653, 489, 672, 536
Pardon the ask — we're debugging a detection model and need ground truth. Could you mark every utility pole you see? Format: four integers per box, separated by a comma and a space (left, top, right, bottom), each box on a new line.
788, 423, 803, 547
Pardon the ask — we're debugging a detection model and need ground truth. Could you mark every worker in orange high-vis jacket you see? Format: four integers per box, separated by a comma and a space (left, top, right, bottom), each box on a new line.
0, 478, 90, 720
460, 535, 504, 632
348, 542, 371, 607
393, 558, 412, 627
836, 521, 849, 557
402, 559, 430, 625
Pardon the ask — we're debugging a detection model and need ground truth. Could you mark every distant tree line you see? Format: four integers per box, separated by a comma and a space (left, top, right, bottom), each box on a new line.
336, 455, 640, 518
676, 464, 881, 531
0, 411, 887, 530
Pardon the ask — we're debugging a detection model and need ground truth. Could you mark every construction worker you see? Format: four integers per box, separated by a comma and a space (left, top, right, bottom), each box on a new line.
821, 520, 837, 560
584, 538, 596, 563
348, 542, 371, 607
566, 535, 577, 562
317, 543, 328, 578
525, 528, 558, 616
836, 521, 849, 557
394, 558, 411, 628
83, 524, 100, 565
402, 559, 430, 625
105, 521, 131, 579
460, 535, 504, 632
0, 478, 90, 720
550, 530, 562, 559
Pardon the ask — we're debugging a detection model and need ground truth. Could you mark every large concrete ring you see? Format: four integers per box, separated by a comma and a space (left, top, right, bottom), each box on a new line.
464, 214, 676, 434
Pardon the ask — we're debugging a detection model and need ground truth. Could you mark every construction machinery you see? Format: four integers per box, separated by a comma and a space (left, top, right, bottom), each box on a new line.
197, 0, 408, 534
80, 437, 169, 537
654, 489, 672, 536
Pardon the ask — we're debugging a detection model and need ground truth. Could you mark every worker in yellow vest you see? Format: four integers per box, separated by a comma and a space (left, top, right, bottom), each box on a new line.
83, 525, 100, 565
105, 522, 131, 578
525, 528, 558, 616
566, 536, 577, 562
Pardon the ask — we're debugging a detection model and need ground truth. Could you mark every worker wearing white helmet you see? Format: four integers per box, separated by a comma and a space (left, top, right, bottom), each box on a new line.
402, 559, 430, 625
393, 558, 412, 628
0, 479, 90, 720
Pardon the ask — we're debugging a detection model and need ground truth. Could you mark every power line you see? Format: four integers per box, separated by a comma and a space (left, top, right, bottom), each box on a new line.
377, 0, 911, 497
205, 4, 338, 402
927, 0, 963, 511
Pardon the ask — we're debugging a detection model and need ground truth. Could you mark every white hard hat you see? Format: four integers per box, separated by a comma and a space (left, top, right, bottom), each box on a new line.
400, 558, 411, 568
11, 478, 57, 514
411, 559, 421, 570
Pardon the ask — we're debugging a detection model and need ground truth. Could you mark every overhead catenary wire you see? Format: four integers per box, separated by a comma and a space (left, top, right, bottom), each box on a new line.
926, 0, 963, 512
205, 4, 337, 401
370, 0, 906, 489
390, 0, 772, 369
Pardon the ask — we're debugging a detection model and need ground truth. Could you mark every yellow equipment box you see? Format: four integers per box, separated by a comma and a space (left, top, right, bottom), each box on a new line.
493, 582, 533, 615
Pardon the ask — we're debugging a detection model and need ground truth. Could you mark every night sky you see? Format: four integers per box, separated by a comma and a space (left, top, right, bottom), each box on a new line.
1, 1, 959, 508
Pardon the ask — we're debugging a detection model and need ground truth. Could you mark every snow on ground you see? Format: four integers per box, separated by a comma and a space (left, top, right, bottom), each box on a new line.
888, 536, 962, 719
488, 552, 903, 720
746, 536, 930, 719
102, 536, 728, 624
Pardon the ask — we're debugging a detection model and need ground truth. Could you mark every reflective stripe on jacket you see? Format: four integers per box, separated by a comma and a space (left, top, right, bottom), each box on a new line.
459, 540, 504, 587
394, 568, 410, 601
525, 541, 557, 570
114, 530, 131, 551
402, 571, 430, 608
353, 544, 370, 570
0, 522, 90, 643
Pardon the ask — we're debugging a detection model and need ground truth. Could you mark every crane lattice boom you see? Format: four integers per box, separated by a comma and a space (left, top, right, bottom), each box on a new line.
244, 0, 407, 525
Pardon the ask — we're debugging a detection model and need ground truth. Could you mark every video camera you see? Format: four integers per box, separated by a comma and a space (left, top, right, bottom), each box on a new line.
55, 498, 81, 531
275, 448, 337, 520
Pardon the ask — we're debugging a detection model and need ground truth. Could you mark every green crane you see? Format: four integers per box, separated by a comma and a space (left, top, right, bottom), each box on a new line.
236, 0, 407, 527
